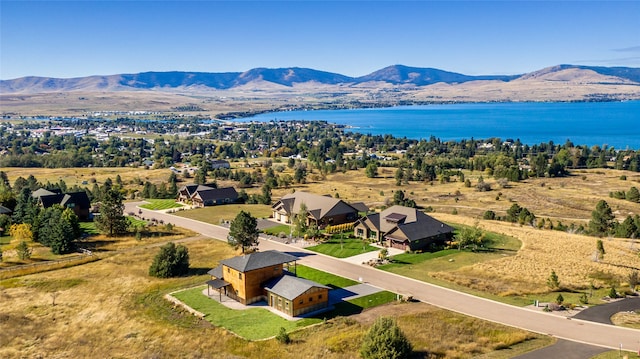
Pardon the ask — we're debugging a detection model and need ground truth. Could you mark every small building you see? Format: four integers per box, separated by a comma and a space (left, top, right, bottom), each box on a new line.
354, 205, 454, 251
206, 250, 330, 316
271, 191, 359, 227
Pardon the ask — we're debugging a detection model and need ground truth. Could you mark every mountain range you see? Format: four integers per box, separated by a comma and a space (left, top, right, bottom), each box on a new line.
2, 64, 639, 93
2, 64, 639, 117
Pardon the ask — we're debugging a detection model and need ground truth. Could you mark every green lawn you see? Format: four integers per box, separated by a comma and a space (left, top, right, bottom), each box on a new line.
139, 199, 184, 210
79, 221, 100, 235
127, 216, 148, 228
307, 238, 378, 258
173, 204, 272, 225
332, 291, 398, 317
294, 264, 358, 288
0, 236, 12, 245
172, 286, 320, 340
262, 224, 291, 236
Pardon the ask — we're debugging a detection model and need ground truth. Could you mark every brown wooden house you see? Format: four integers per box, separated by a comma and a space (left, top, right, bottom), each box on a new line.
206, 250, 330, 316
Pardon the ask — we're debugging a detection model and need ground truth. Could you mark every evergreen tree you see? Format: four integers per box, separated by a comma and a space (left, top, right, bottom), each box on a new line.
96, 188, 128, 237
228, 210, 259, 253
627, 186, 640, 203
365, 162, 378, 178
360, 317, 412, 359
148, 242, 190, 278
596, 239, 605, 261
547, 270, 560, 290
589, 200, 615, 236
16, 241, 32, 260
12, 187, 39, 226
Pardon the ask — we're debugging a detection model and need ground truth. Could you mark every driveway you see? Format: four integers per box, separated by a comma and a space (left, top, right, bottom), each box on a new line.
125, 202, 640, 353
572, 296, 640, 324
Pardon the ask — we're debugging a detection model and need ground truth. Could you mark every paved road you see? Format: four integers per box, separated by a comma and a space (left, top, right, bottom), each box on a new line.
512, 339, 608, 359
127, 203, 640, 353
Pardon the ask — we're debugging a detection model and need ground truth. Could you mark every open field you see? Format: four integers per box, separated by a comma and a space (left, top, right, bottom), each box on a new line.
0, 236, 549, 358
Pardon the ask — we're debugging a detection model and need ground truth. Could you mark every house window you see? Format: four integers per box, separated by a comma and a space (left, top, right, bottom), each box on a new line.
309, 297, 313, 302
227, 268, 230, 273
285, 301, 289, 309
369, 231, 377, 239
274, 266, 279, 272
318, 294, 323, 300
238, 273, 242, 280
356, 228, 364, 236
299, 299, 303, 304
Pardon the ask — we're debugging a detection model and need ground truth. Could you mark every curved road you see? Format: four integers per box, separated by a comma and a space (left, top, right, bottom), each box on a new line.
127, 203, 640, 353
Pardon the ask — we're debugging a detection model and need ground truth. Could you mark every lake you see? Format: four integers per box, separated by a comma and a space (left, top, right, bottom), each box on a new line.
243, 101, 640, 149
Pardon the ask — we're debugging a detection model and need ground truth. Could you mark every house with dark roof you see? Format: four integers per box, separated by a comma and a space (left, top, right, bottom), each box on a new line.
32, 188, 91, 220
354, 205, 454, 251
206, 250, 330, 316
271, 191, 359, 227
177, 184, 238, 207
210, 159, 231, 169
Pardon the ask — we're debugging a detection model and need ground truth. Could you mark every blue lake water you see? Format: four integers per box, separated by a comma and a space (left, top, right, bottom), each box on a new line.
243, 101, 640, 149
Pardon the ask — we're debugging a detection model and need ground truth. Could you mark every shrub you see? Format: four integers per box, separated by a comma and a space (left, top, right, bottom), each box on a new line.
360, 317, 411, 359
276, 327, 291, 344
148, 242, 190, 278
483, 210, 496, 220
579, 293, 589, 305
555, 293, 564, 305
16, 241, 32, 260
608, 286, 619, 299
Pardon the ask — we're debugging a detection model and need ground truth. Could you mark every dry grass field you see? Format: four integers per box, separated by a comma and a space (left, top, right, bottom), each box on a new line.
0, 236, 549, 359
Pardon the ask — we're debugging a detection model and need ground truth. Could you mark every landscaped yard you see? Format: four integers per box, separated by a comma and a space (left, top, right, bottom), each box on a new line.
139, 199, 184, 210
306, 238, 378, 258
172, 286, 320, 340
171, 263, 398, 340
261, 224, 291, 236
173, 204, 273, 225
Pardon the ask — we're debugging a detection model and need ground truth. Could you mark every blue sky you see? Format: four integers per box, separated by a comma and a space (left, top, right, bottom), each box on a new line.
1, 1, 639, 80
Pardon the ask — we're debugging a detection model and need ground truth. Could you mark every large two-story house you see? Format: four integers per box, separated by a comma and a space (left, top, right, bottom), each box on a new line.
207, 250, 330, 317
271, 191, 361, 228
354, 205, 454, 251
